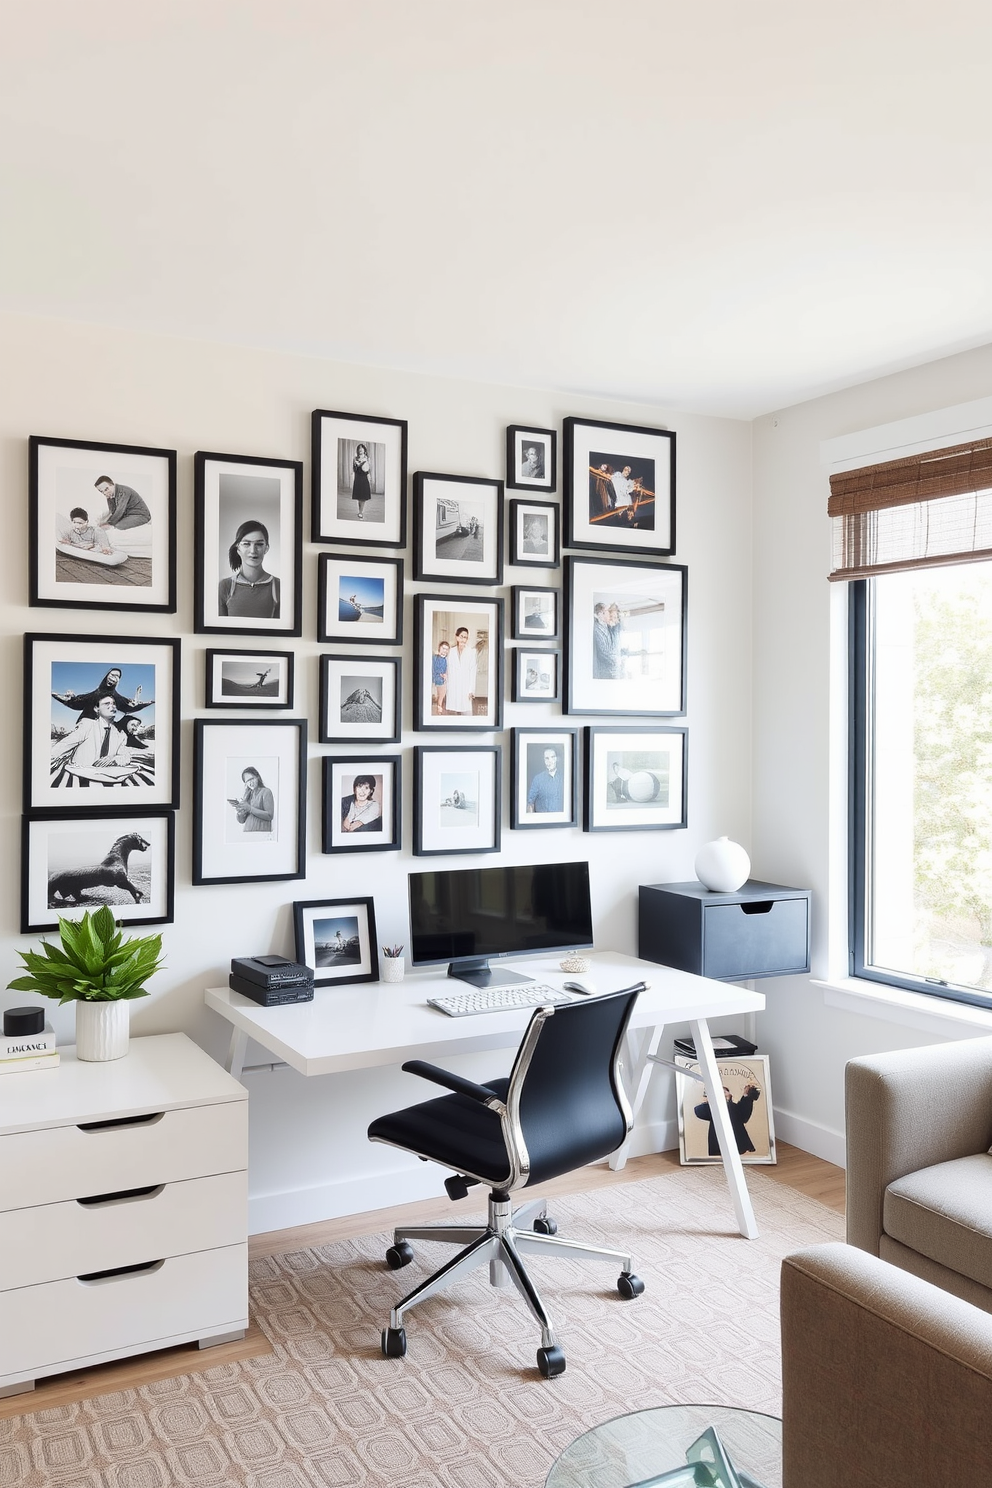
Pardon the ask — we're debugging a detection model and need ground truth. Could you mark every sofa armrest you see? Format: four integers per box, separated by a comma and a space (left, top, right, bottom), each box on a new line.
845, 1035, 992, 1253
782, 1243, 992, 1488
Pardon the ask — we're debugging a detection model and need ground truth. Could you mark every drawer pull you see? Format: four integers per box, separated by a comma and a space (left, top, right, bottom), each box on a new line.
78, 1258, 165, 1284
77, 1112, 165, 1133
739, 901, 774, 915
76, 1184, 164, 1208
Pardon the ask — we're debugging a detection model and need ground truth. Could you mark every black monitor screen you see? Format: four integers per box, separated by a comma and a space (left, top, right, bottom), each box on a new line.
408, 860, 593, 971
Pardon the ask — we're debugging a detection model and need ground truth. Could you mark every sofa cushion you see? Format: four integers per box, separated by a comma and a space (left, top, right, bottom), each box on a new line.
884, 1153, 992, 1292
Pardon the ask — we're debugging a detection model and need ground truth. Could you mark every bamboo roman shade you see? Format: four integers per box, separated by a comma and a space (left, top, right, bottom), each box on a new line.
828, 436, 992, 581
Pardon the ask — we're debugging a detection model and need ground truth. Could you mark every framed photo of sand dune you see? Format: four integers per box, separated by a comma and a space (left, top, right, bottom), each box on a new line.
318, 655, 401, 744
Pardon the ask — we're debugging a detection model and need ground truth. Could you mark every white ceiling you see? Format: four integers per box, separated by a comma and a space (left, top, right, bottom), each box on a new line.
3, 1, 992, 419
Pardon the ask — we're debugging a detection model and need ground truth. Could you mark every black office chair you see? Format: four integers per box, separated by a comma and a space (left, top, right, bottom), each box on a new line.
367, 984, 646, 1377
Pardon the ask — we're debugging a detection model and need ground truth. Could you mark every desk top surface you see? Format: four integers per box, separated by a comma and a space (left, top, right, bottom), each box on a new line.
205, 951, 764, 1077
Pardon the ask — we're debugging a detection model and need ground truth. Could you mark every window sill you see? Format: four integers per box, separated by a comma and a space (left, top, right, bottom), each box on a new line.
812, 976, 992, 1039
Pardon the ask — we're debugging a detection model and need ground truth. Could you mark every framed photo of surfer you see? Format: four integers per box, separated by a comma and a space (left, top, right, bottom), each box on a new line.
563, 416, 676, 557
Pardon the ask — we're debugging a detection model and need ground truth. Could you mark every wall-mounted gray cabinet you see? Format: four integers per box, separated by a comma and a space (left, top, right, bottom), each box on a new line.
638, 879, 811, 981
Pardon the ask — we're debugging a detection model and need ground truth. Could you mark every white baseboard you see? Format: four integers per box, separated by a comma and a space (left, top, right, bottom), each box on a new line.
772, 1106, 846, 1168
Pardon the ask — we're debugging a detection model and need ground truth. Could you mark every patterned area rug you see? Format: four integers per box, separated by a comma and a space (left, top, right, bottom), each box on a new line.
0, 1167, 843, 1487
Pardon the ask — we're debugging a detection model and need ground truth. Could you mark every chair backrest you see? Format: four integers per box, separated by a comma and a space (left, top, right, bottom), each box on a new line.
503, 986, 641, 1188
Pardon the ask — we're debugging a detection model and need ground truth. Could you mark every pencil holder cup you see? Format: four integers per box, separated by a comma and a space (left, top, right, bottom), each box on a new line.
382, 957, 404, 984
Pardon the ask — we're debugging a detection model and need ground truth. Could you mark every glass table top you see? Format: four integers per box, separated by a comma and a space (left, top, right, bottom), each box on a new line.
545, 1403, 782, 1488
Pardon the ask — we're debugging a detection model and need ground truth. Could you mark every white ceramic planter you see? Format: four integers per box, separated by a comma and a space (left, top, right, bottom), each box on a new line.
381, 958, 404, 984
694, 837, 751, 893
75, 1000, 130, 1062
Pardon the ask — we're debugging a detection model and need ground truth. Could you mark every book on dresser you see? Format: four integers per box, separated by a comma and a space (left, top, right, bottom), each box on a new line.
0, 1025, 56, 1059
0, 1051, 60, 1075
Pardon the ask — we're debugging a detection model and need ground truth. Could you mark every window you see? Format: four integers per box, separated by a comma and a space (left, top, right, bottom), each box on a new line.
850, 562, 992, 1007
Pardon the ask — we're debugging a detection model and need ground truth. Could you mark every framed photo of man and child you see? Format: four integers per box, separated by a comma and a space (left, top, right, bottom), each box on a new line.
194, 451, 303, 637
563, 556, 687, 717
563, 416, 676, 557
29, 435, 177, 613
25, 633, 181, 815
413, 593, 503, 732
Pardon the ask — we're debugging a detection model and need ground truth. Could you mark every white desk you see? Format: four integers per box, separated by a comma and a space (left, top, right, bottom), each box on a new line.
204, 951, 765, 1239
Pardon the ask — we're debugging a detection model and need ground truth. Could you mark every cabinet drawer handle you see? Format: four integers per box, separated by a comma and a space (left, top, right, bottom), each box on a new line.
77, 1259, 165, 1285
76, 1184, 164, 1208
77, 1112, 165, 1133
739, 901, 774, 915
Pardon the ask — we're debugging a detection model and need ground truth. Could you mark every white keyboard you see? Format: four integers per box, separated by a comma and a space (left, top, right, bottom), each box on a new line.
427, 983, 580, 1018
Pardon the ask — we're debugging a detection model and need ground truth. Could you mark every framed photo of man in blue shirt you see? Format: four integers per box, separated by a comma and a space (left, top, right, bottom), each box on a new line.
510, 727, 578, 829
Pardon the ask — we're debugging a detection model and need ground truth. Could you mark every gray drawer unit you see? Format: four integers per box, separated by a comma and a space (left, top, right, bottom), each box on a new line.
638, 879, 811, 981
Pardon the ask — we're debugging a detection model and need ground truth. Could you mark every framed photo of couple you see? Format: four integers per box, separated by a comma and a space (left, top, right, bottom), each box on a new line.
29, 435, 177, 614
510, 728, 578, 829
192, 718, 307, 885
413, 594, 503, 732
564, 556, 687, 717
25, 633, 181, 815
563, 416, 676, 557
322, 756, 401, 854
311, 409, 408, 548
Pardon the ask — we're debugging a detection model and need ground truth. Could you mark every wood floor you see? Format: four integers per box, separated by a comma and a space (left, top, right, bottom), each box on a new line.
3, 1143, 844, 1419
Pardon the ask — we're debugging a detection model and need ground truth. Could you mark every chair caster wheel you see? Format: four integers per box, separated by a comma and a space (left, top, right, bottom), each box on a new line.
537, 1345, 566, 1378
381, 1326, 407, 1358
386, 1241, 414, 1270
617, 1272, 645, 1299
533, 1216, 558, 1235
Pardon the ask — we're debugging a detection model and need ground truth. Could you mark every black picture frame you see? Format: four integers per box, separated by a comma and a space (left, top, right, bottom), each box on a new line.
413, 593, 504, 732
318, 655, 402, 744
29, 435, 177, 614
293, 896, 380, 987
506, 425, 557, 493
316, 552, 404, 646
563, 556, 687, 717
510, 728, 578, 829
508, 498, 560, 569
413, 745, 501, 855
192, 718, 307, 885
583, 725, 688, 832
412, 471, 504, 586
512, 648, 561, 703
563, 415, 676, 557
204, 649, 295, 709
311, 409, 408, 548
194, 450, 303, 637
21, 810, 176, 932
26, 632, 181, 816
511, 584, 559, 641
322, 755, 402, 853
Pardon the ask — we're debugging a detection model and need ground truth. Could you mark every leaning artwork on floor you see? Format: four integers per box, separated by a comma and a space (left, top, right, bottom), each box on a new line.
676, 1054, 776, 1164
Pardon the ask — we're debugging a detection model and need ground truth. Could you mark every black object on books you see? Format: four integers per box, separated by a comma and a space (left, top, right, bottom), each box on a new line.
674, 1032, 757, 1060
229, 972, 314, 1007
3, 1005, 45, 1037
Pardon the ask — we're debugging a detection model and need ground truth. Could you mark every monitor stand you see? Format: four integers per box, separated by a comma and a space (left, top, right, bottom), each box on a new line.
447, 959, 532, 988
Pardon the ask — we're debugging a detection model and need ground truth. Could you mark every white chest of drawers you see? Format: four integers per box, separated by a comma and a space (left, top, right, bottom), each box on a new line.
0, 1032, 248, 1400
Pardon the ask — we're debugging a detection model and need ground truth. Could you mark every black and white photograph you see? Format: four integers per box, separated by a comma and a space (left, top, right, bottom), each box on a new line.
414, 593, 503, 732
511, 585, 559, 640
322, 755, 401, 853
584, 726, 687, 832
312, 409, 407, 548
413, 745, 501, 855
316, 553, 404, 646
413, 471, 504, 586
205, 650, 294, 709
21, 811, 175, 932
506, 425, 557, 493
293, 897, 379, 987
676, 1054, 776, 1165
192, 718, 307, 884
510, 727, 578, 829
194, 450, 303, 636
512, 648, 560, 703
25, 633, 180, 815
508, 498, 559, 568
29, 435, 177, 613
564, 415, 676, 556
318, 655, 401, 743
564, 556, 687, 716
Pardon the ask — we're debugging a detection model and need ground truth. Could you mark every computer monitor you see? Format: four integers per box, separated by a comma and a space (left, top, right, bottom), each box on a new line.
408, 860, 594, 987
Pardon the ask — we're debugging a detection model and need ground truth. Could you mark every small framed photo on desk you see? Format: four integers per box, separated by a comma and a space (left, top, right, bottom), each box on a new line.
675, 1053, 776, 1165
293, 897, 379, 987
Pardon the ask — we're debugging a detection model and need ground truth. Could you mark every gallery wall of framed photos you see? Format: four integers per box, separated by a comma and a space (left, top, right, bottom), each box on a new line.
1, 312, 755, 1178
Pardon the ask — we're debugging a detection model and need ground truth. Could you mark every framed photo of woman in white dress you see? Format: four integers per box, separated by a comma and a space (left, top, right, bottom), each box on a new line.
311, 409, 408, 548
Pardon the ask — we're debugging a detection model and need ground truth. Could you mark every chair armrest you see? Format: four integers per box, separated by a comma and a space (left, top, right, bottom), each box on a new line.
845, 1035, 992, 1253
781, 1243, 992, 1488
401, 1060, 502, 1106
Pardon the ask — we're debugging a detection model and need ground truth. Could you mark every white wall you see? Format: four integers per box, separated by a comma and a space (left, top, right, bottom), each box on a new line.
0, 311, 757, 1231
752, 342, 992, 1165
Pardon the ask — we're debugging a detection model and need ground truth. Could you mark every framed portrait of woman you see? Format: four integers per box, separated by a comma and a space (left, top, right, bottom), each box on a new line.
192, 718, 307, 885
311, 409, 408, 548
322, 755, 401, 854
194, 451, 303, 637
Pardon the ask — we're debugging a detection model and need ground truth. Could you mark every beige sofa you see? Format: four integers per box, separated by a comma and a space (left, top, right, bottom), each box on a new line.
781, 1243, 992, 1487
845, 1034, 992, 1311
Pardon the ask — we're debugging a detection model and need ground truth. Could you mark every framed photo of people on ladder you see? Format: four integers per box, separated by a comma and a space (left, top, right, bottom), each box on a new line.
563, 416, 675, 557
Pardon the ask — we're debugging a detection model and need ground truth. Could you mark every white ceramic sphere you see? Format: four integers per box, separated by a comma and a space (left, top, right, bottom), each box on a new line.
694, 837, 751, 893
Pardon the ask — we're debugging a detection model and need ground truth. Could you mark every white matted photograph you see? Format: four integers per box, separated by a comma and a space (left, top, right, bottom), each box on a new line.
510, 728, 578, 829
413, 593, 503, 731
205, 650, 294, 709
511, 585, 559, 640
293, 897, 379, 987
316, 553, 403, 645
563, 415, 675, 556
676, 1054, 776, 1165
413, 471, 503, 586
413, 745, 501, 855
318, 656, 401, 744
194, 451, 303, 636
192, 718, 307, 884
311, 409, 407, 548
322, 755, 401, 853
506, 424, 556, 493
584, 726, 687, 832
512, 648, 560, 703
21, 811, 175, 932
564, 556, 687, 716
508, 498, 559, 568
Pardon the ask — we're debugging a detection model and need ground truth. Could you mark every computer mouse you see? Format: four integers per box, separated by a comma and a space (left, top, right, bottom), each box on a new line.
563, 980, 593, 995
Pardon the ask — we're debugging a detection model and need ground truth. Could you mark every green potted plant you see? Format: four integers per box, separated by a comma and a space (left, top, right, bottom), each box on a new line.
8, 906, 165, 1062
